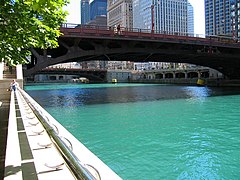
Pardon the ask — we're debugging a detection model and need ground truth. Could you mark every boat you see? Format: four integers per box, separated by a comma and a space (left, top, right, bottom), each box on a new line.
112, 79, 117, 83
196, 79, 205, 86
71, 77, 89, 83
79, 77, 89, 83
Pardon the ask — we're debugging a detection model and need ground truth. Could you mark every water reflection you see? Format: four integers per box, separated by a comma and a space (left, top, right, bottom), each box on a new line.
26, 84, 240, 108
183, 86, 212, 103
183, 86, 212, 98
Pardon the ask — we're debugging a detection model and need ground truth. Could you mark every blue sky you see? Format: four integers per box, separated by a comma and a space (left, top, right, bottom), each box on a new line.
64, 0, 205, 35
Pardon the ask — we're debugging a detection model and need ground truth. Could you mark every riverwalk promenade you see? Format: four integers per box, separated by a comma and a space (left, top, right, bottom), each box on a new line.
0, 62, 121, 179
0, 62, 18, 179
0, 64, 73, 179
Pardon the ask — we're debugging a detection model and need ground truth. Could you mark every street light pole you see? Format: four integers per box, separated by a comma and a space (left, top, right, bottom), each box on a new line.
151, 4, 154, 33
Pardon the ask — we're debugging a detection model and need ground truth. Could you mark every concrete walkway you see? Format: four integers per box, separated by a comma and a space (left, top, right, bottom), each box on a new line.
0, 63, 121, 179
3, 90, 76, 180
0, 80, 11, 180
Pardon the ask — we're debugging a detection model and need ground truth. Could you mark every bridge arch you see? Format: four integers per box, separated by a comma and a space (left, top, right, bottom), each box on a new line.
155, 73, 163, 79
165, 73, 174, 79
187, 72, 198, 78
175, 72, 185, 78
200, 71, 209, 78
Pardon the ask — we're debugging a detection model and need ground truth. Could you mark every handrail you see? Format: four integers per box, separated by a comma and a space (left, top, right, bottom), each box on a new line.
17, 87, 100, 180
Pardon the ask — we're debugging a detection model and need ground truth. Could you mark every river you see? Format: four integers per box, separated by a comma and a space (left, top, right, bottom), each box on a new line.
25, 83, 240, 179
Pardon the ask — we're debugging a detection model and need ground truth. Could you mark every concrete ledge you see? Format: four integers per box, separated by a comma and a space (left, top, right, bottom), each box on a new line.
4, 91, 75, 180
4, 91, 22, 179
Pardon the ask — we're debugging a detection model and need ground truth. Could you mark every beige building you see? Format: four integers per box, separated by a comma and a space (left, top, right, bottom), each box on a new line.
107, 0, 133, 29
107, 0, 133, 70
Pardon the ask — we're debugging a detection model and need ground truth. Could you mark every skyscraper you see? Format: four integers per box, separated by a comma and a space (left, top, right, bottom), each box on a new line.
133, 0, 188, 34
155, 0, 188, 34
132, 0, 151, 29
81, 0, 90, 24
107, 0, 133, 28
90, 0, 107, 20
205, 0, 234, 36
237, 0, 240, 38
107, 0, 133, 70
233, 0, 240, 38
187, 2, 194, 35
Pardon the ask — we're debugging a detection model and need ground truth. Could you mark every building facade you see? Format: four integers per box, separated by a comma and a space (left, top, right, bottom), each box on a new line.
154, 0, 188, 34
132, 0, 151, 30
90, 0, 107, 20
87, 16, 107, 26
133, 0, 188, 34
107, 0, 133, 71
187, 2, 194, 35
107, 0, 133, 28
81, 0, 90, 24
205, 0, 235, 36
237, 0, 240, 38
233, 0, 240, 38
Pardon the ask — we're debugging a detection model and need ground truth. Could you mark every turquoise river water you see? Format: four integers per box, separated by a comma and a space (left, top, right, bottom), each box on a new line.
25, 83, 240, 179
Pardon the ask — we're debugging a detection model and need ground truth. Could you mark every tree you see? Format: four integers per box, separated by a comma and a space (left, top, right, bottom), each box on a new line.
0, 0, 69, 66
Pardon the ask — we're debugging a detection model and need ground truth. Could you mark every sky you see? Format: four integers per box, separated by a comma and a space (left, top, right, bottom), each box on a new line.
64, 0, 205, 35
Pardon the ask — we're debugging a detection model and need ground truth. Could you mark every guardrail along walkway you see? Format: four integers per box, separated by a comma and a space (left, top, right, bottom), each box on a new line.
4, 88, 122, 180
4, 90, 76, 180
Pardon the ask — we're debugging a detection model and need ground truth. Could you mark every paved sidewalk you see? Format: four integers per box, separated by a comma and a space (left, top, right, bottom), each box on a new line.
0, 86, 11, 180
7, 90, 76, 179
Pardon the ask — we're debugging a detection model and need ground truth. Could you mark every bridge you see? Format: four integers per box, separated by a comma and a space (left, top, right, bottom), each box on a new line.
26, 24, 240, 79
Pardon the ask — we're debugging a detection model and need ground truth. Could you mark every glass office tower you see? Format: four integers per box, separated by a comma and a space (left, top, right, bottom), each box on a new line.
155, 0, 188, 33
133, 0, 188, 34
233, 0, 240, 38
90, 0, 107, 20
237, 0, 240, 38
81, 0, 90, 24
132, 0, 151, 29
187, 2, 194, 35
205, 0, 235, 36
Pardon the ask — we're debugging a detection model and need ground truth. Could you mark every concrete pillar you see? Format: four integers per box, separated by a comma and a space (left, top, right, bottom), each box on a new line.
0, 62, 3, 80
163, 73, 165, 79
184, 72, 188, 79
16, 64, 23, 80
198, 71, 201, 78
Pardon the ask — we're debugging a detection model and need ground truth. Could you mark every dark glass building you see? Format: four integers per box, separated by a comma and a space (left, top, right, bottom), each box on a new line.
90, 0, 107, 20
81, 0, 90, 24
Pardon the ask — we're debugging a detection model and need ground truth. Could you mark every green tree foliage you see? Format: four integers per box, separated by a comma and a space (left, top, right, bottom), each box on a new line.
0, 0, 69, 66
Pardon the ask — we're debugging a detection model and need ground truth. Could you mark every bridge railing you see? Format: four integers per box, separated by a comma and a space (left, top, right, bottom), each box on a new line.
61, 23, 206, 38
60, 23, 240, 48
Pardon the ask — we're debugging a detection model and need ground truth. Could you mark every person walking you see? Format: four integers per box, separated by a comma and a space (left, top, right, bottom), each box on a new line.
10, 79, 19, 91
117, 24, 120, 35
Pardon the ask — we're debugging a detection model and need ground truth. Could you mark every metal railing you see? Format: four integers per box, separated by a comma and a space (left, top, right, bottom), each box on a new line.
61, 23, 240, 40
17, 87, 101, 180
60, 23, 205, 38
60, 23, 240, 48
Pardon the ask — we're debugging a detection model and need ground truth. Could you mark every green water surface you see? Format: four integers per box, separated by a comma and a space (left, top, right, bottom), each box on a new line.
26, 83, 240, 179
